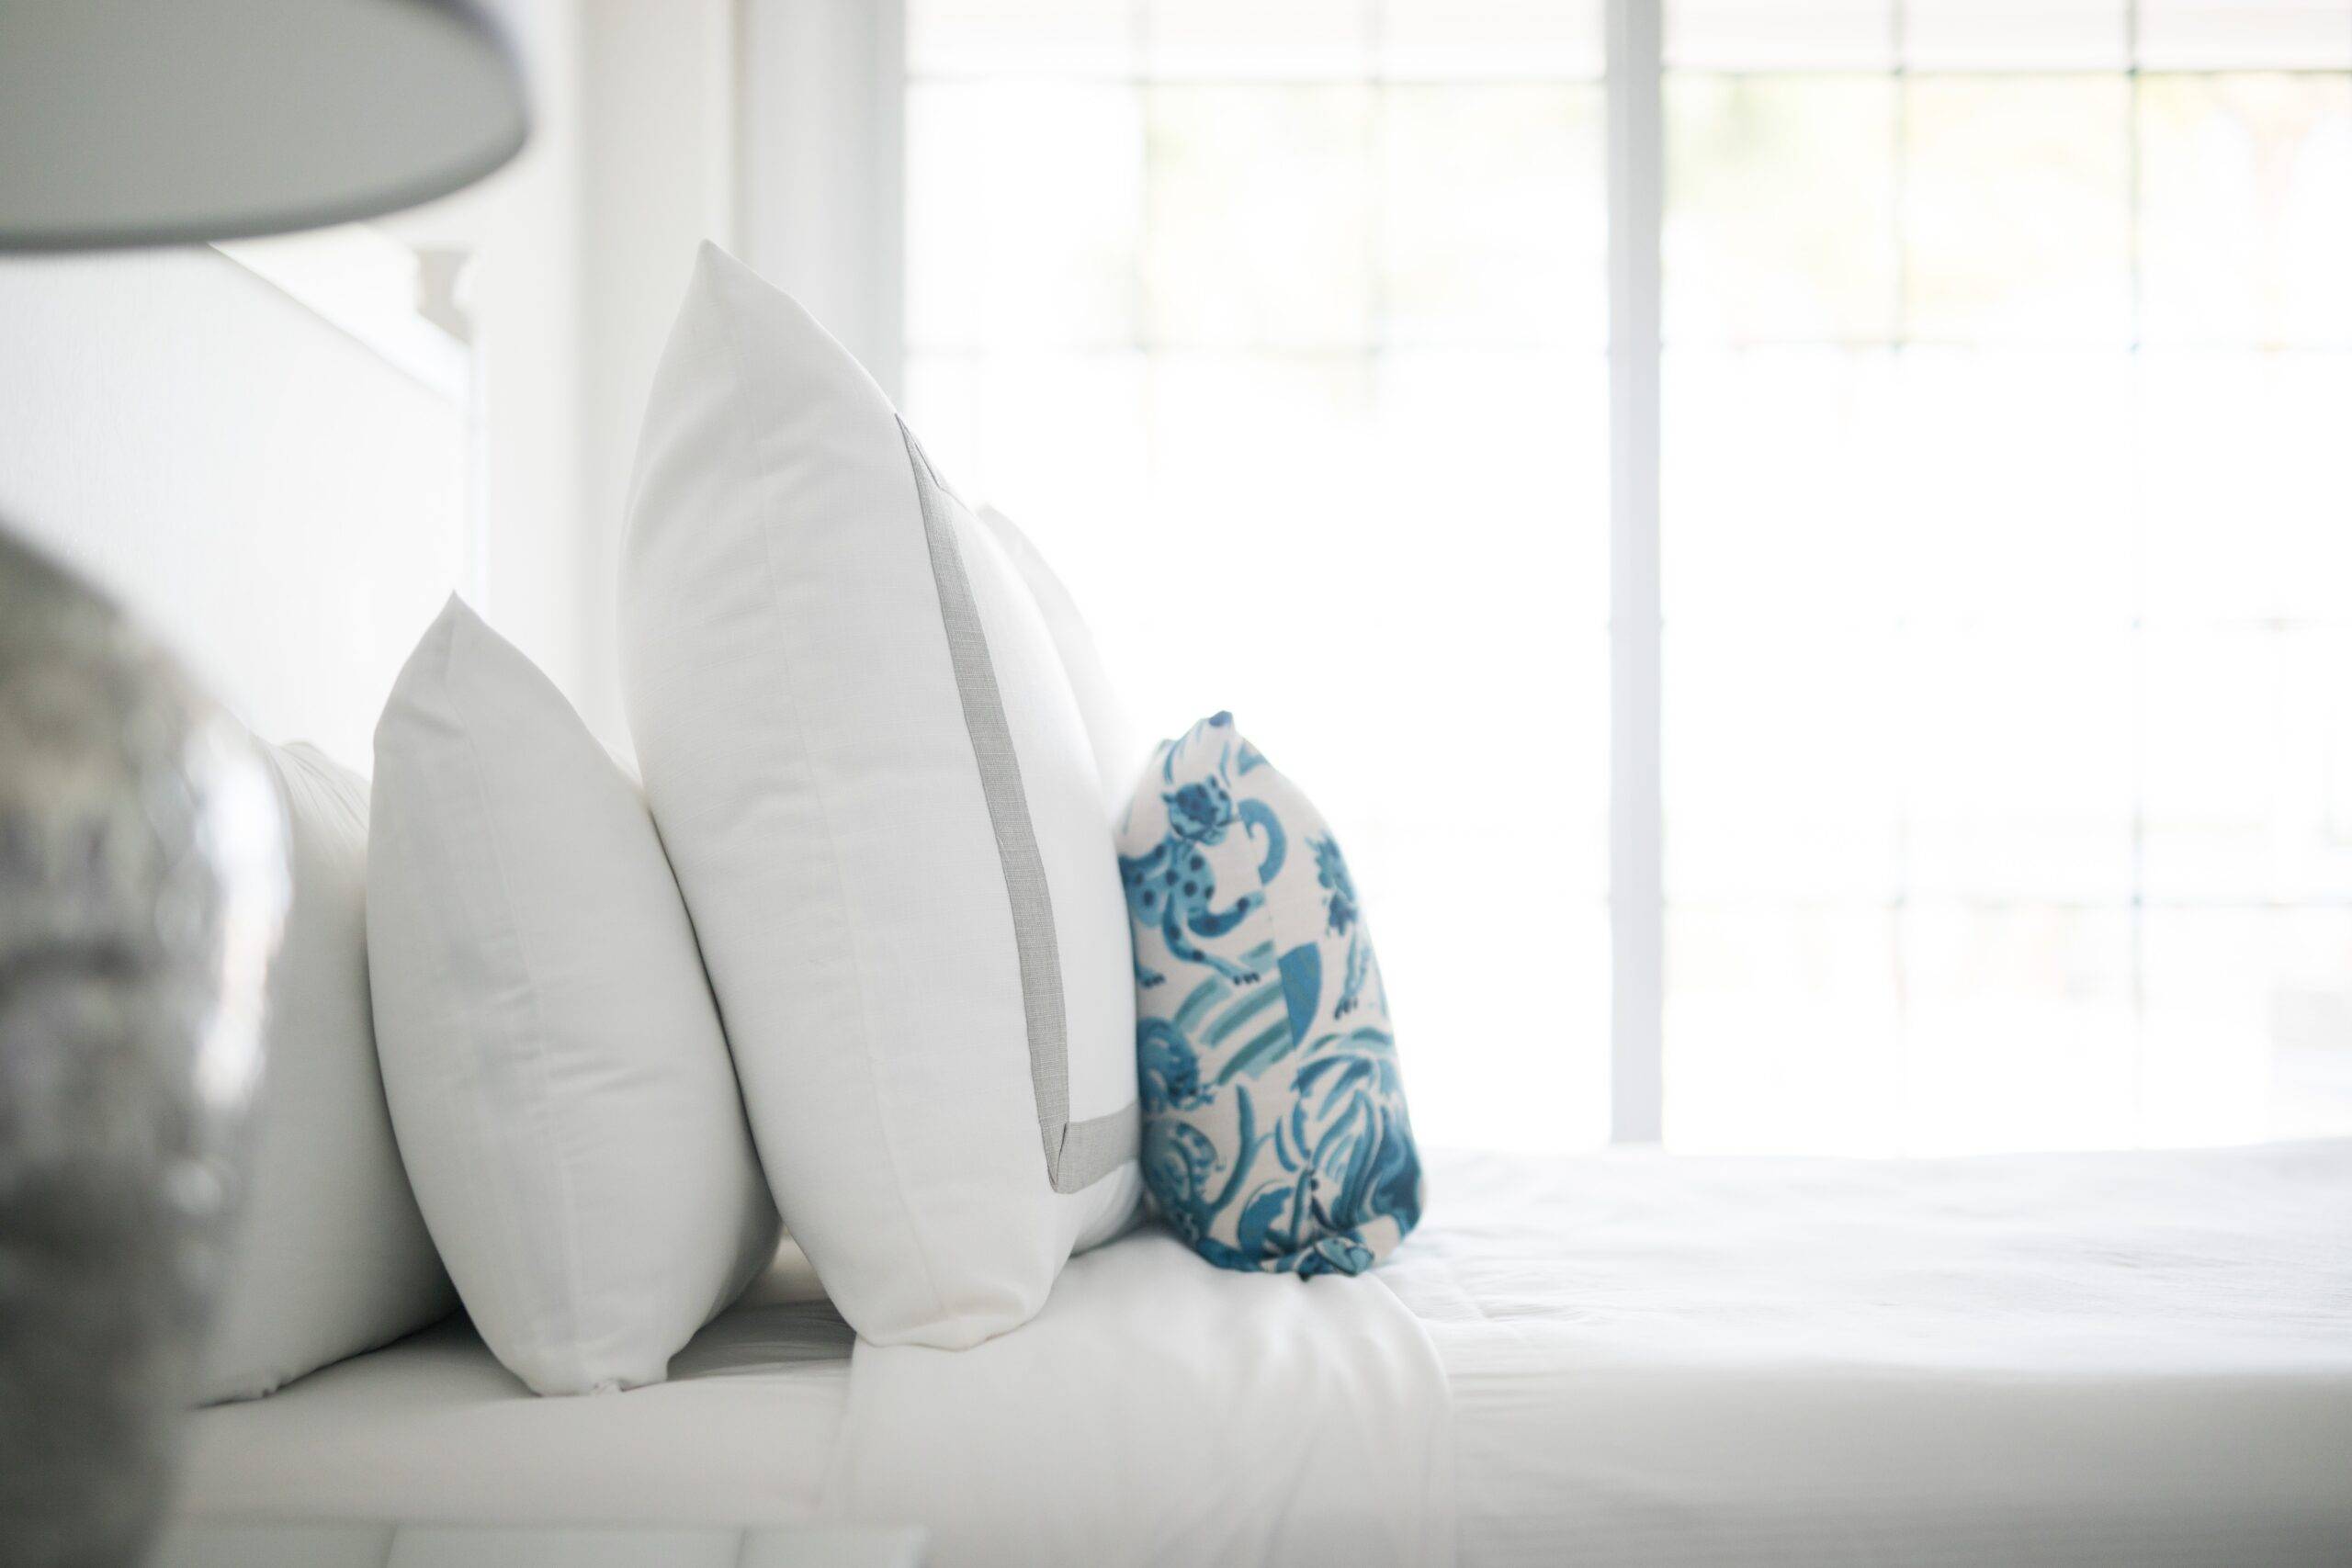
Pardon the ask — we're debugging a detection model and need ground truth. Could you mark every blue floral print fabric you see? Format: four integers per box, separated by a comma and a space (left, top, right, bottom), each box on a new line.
1118, 713, 1423, 1275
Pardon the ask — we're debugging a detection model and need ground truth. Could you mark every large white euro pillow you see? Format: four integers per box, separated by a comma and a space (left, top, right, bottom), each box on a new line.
977, 505, 1148, 818
368, 598, 779, 1395
621, 243, 1141, 1348
200, 743, 453, 1403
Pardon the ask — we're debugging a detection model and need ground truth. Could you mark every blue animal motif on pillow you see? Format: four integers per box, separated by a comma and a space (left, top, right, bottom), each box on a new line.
1118, 713, 1422, 1276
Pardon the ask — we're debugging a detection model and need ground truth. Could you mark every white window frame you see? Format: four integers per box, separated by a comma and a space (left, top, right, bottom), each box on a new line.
1606, 0, 1668, 1143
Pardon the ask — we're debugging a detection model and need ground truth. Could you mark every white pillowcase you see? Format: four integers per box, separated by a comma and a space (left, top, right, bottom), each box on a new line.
978, 505, 1149, 819
621, 243, 1141, 1348
201, 742, 453, 1404
368, 598, 779, 1395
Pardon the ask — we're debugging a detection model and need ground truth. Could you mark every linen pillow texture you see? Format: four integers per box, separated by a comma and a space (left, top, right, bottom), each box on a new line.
200, 742, 453, 1403
368, 599, 778, 1395
620, 243, 1141, 1348
1119, 714, 1423, 1275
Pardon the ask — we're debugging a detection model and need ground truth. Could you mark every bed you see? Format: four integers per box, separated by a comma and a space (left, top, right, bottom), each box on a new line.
180, 1141, 2352, 1567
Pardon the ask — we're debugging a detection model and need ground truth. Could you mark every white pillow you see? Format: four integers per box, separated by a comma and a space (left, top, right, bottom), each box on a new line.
977, 505, 1149, 818
201, 742, 453, 1403
621, 243, 1141, 1348
368, 598, 779, 1394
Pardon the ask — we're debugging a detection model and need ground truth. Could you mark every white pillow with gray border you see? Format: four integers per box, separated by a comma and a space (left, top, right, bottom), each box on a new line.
621, 244, 1142, 1348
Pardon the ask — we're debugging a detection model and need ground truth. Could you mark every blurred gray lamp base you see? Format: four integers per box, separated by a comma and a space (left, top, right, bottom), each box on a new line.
0, 3, 524, 1562
0, 531, 288, 1568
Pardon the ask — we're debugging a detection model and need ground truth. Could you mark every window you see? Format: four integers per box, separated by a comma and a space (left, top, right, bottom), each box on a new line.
898, 0, 2352, 1154
903, 1, 1614, 1153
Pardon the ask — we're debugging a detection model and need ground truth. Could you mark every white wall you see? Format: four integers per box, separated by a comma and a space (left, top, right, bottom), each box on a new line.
572, 0, 739, 747
0, 1, 747, 758
384, 0, 741, 750
0, 248, 467, 769
383, 0, 589, 722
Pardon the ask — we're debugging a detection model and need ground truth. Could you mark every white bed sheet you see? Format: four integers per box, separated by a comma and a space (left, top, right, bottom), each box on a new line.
1387, 1143, 2352, 1568
182, 1142, 2352, 1567
179, 1277, 853, 1527
829, 1227, 1453, 1568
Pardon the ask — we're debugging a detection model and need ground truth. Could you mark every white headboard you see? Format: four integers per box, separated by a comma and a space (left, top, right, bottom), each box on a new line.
0, 240, 472, 772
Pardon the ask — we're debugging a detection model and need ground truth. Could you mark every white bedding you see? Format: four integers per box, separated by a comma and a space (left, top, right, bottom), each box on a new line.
181, 1141, 2352, 1567
179, 1280, 852, 1526
1388, 1143, 2352, 1568
827, 1227, 1453, 1568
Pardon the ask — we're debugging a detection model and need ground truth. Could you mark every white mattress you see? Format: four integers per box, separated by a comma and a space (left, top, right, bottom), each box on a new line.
182, 1143, 2352, 1566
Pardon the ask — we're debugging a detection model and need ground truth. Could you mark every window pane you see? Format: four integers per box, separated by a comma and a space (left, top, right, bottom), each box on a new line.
1137, 353, 1380, 727
1902, 904, 2137, 1154
1905, 630, 2136, 902
2143, 908, 2352, 1145
1666, 76, 1898, 344
2137, 0, 2352, 70
2140, 351, 2352, 624
908, 0, 1136, 76
1138, 345, 1613, 1148
1881, 350, 2135, 626
1666, 905, 1904, 1155
1663, 347, 1901, 625
1666, 626, 1905, 901
1362, 354, 1611, 1150
905, 83, 1143, 352
1905, 76, 2133, 344
1380, 0, 1605, 79
1145, 0, 1373, 79
1382, 85, 1605, 348
1394, 899, 1609, 1151
2141, 73, 2352, 347
1904, 0, 2128, 70
922, 351, 1151, 570
1373, 349, 1611, 636
907, 5, 1614, 1149
902, 354, 984, 484
1144, 85, 1375, 349
1132, 347, 1612, 1149
2143, 627, 2352, 903
1667, 0, 1894, 71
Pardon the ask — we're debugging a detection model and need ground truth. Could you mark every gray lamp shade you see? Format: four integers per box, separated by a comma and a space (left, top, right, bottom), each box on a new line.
0, 0, 528, 250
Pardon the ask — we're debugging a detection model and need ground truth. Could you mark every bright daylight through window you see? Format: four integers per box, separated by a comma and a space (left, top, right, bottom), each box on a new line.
900, 0, 2352, 1156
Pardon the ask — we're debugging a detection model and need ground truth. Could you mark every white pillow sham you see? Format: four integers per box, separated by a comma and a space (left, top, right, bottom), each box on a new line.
200, 742, 452, 1404
368, 598, 778, 1395
977, 505, 1149, 819
621, 243, 1141, 1348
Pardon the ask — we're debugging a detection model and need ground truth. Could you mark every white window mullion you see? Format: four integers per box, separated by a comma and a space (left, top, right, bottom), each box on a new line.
1606, 0, 1666, 1145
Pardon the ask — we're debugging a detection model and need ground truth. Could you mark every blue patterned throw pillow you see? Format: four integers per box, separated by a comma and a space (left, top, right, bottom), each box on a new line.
1118, 713, 1423, 1275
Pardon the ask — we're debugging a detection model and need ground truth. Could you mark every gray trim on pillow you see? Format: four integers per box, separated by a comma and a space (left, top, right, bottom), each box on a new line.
899, 421, 1139, 1195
